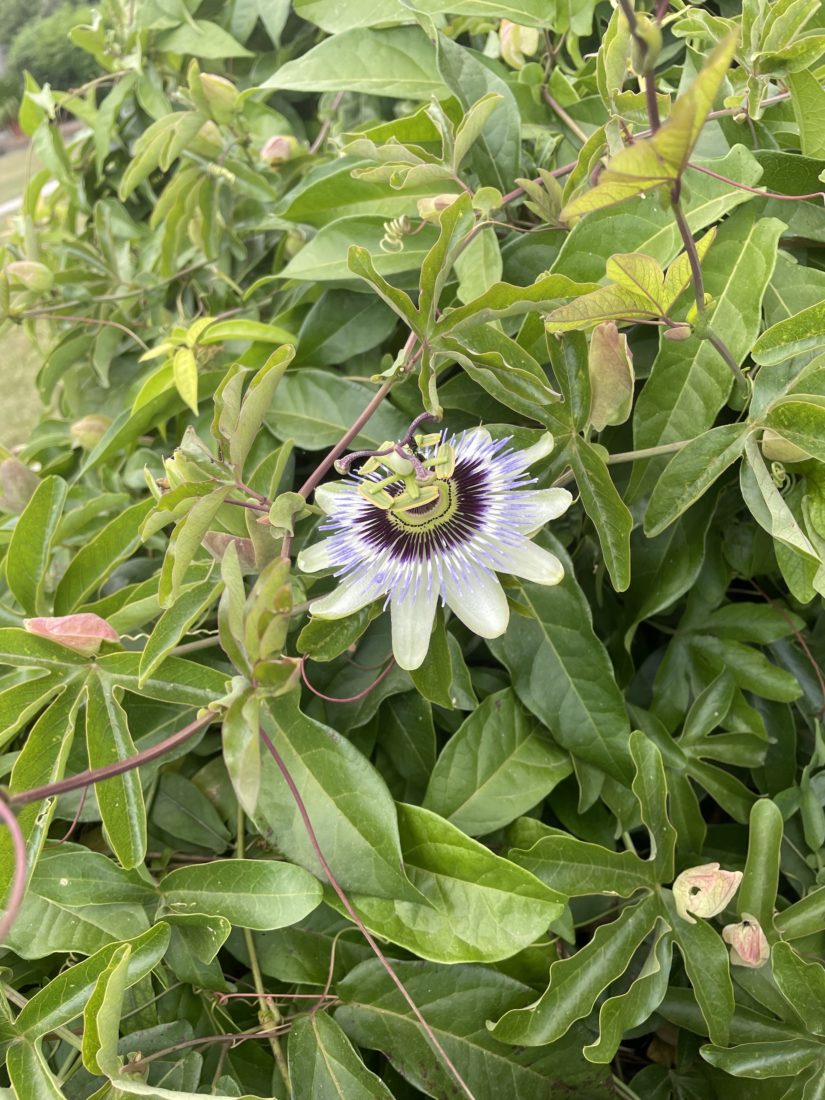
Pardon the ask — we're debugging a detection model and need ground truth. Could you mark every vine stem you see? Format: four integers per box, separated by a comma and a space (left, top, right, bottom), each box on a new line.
237, 803, 291, 1092
688, 160, 825, 203
9, 712, 213, 807
554, 438, 692, 487
616, 0, 661, 132
541, 87, 588, 144
258, 727, 478, 1100
671, 193, 746, 389
0, 798, 27, 946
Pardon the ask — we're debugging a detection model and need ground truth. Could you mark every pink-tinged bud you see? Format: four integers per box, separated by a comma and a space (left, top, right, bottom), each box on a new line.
0, 458, 40, 513
24, 613, 120, 656
261, 134, 301, 164
663, 323, 693, 342
722, 914, 770, 968
672, 862, 742, 924
499, 20, 540, 69
417, 193, 461, 222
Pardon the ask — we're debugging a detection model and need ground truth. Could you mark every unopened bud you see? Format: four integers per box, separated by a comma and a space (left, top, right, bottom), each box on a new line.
663, 322, 693, 342
417, 193, 461, 222
70, 414, 111, 450
722, 914, 770, 968
199, 73, 239, 124
673, 862, 742, 924
4, 260, 53, 292
261, 134, 302, 164
24, 613, 119, 656
499, 20, 540, 69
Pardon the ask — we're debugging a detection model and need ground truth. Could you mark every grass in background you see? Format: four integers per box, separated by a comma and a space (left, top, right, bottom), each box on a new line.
0, 146, 47, 447
0, 326, 42, 448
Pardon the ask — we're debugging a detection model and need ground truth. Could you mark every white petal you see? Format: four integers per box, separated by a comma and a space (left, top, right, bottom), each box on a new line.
296, 538, 334, 573
314, 481, 348, 515
391, 580, 439, 670
309, 573, 385, 618
516, 432, 554, 471
445, 568, 509, 638
503, 539, 565, 585
515, 487, 573, 532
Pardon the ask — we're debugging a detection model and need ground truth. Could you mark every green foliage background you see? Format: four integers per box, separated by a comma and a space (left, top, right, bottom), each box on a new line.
1, 0, 825, 1097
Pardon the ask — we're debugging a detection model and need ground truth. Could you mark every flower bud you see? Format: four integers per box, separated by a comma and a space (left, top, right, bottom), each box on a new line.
663, 322, 693, 342
417, 193, 461, 222
722, 914, 770, 968
499, 20, 540, 69
70, 414, 111, 450
4, 260, 53, 292
672, 862, 742, 924
199, 73, 239, 124
261, 134, 302, 164
24, 613, 120, 656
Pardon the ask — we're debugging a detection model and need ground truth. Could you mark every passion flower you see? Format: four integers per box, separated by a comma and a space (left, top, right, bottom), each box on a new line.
297, 427, 572, 670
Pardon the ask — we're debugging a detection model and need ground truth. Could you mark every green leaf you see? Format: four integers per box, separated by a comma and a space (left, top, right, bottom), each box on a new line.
508, 821, 656, 897
490, 896, 661, 1045
490, 534, 633, 784
554, 146, 763, 283
343, 803, 564, 963
297, 605, 381, 663
630, 731, 676, 882
561, 34, 737, 219
6, 1042, 66, 1099
772, 941, 825, 1035
159, 487, 230, 607
267, 370, 408, 450
565, 437, 633, 591
160, 859, 322, 930
753, 299, 825, 366
229, 345, 295, 473
152, 771, 231, 851
435, 272, 595, 336
85, 672, 146, 869
255, 697, 419, 901
16, 924, 169, 1038
423, 689, 571, 836
199, 319, 297, 346
584, 921, 673, 1063
0, 686, 82, 899
631, 209, 784, 493
82, 942, 131, 1075
436, 34, 520, 191
701, 1038, 821, 1079
6, 476, 67, 615
293, 0, 408, 31
668, 897, 734, 1046
644, 424, 749, 536
262, 27, 445, 98
54, 500, 155, 614
788, 71, 825, 158
740, 436, 818, 560
776, 887, 825, 940
279, 215, 439, 282
97, 651, 226, 706
739, 799, 783, 931
157, 19, 252, 58
766, 398, 825, 462
347, 246, 420, 330
138, 579, 223, 685
172, 346, 198, 414
337, 960, 614, 1100
288, 1012, 394, 1100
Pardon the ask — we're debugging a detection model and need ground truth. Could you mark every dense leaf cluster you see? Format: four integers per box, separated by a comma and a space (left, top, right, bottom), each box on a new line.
1, 0, 825, 1097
